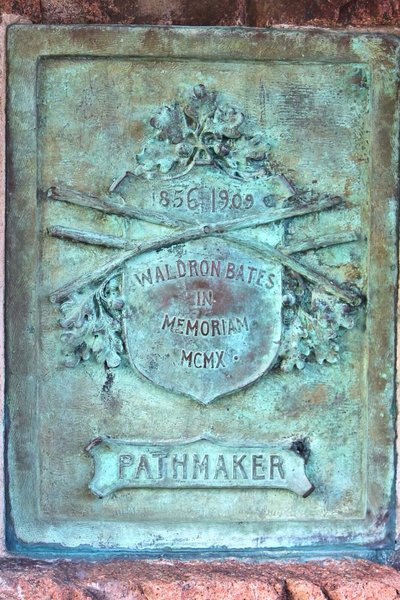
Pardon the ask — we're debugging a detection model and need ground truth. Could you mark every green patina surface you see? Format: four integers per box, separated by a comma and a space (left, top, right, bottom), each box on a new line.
5, 25, 399, 557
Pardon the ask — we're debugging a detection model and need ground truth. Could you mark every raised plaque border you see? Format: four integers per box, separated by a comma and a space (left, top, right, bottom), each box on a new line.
5, 25, 399, 558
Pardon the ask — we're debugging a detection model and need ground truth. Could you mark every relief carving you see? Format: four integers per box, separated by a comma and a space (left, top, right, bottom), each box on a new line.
86, 434, 314, 499
48, 85, 363, 404
122, 83, 271, 180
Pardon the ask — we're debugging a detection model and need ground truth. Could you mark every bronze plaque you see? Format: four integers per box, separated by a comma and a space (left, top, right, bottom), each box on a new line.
6, 26, 399, 557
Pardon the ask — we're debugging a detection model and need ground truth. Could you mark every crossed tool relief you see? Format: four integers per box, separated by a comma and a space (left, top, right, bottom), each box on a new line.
46, 84, 363, 378
46, 181, 362, 374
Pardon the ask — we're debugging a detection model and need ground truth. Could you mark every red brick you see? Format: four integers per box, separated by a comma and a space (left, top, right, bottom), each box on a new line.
246, 0, 400, 27
0, 558, 398, 600
286, 578, 327, 599
0, 0, 41, 22
37, 0, 245, 25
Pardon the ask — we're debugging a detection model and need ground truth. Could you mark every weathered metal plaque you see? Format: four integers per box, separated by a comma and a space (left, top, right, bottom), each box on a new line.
6, 26, 399, 557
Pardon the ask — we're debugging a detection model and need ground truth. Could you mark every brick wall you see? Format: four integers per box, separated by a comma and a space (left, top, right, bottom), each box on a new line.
1, 0, 399, 27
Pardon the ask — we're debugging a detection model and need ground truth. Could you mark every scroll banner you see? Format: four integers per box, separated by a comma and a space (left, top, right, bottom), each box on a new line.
86, 435, 314, 498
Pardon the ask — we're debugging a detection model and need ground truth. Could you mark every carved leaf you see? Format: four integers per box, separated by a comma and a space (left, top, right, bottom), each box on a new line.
149, 103, 190, 144
216, 134, 271, 177
279, 313, 312, 371
212, 104, 244, 139
131, 84, 272, 179
279, 286, 355, 372
59, 276, 125, 369
134, 138, 184, 176
184, 84, 217, 124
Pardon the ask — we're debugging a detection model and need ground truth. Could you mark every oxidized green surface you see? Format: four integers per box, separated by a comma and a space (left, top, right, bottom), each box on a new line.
87, 435, 314, 498
5, 26, 399, 557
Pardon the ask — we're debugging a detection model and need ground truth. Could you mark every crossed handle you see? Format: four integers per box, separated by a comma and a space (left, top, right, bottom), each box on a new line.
47, 186, 362, 306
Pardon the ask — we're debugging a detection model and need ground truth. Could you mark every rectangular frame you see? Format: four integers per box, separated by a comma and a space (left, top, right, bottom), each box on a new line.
5, 25, 399, 558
